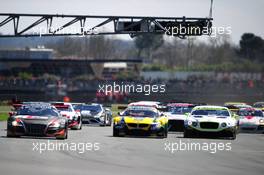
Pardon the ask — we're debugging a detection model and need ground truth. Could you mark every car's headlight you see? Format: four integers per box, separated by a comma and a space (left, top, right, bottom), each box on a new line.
259, 119, 264, 124
49, 120, 62, 128
187, 120, 192, 126
192, 121, 198, 127
50, 122, 60, 128
73, 115, 78, 121
151, 122, 161, 130
152, 122, 161, 127
12, 119, 23, 126
221, 122, 227, 127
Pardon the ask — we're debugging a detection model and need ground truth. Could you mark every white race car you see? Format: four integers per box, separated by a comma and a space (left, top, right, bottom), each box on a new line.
238, 108, 264, 133
184, 106, 238, 139
80, 104, 112, 126
166, 103, 196, 131
51, 102, 82, 130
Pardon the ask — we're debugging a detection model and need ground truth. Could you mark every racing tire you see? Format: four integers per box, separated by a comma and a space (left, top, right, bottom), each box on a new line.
163, 130, 168, 138
72, 117, 82, 130
100, 123, 106, 127
163, 127, 168, 138
100, 115, 107, 127
228, 131, 236, 140
77, 119, 82, 130
6, 133, 20, 138
56, 128, 68, 140
113, 127, 119, 137
157, 128, 168, 138
106, 117, 112, 126
183, 129, 193, 138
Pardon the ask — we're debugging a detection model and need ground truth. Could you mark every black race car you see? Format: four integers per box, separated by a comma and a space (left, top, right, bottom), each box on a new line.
7, 102, 68, 139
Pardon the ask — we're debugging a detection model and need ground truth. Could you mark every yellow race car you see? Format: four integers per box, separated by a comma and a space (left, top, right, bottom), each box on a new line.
113, 106, 168, 138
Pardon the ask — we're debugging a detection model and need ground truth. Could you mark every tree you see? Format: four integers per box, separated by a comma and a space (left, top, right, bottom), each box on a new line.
84, 35, 116, 59
240, 33, 264, 62
134, 34, 164, 61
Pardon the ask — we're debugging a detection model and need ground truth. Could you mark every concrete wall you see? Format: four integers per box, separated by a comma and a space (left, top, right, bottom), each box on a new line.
140, 71, 263, 81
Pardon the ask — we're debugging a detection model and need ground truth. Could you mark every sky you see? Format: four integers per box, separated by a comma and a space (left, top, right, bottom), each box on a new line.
0, 0, 263, 44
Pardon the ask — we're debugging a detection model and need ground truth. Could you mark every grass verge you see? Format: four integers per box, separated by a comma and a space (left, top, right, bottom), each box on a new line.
0, 106, 11, 121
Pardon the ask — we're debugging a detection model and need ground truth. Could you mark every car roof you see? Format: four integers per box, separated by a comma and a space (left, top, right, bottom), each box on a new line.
127, 106, 158, 112
224, 102, 247, 105
21, 103, 53, 109
167, 103, 195, 107
239, 107, 262, 112
50, 102, 72, 105
128, 101, 160, 108
193, 105, 229, 111
253, 102, 264, 105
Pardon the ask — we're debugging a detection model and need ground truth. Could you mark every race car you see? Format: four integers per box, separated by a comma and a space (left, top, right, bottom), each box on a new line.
51, 102, 82, 130
80, 104, 112, 126
72, 102, 85, 119
128, 101, 161, 108
224, 102, 252, 115
224, 102, 248, 106
166, 103, 196, 131
253, 102, 264, 113
7, 103, 68, 139
127, 101, 168, 112
113, 106, 168, 138
238, 108, 264, 133
184, 106, 237, 139
9, 101, 47, 116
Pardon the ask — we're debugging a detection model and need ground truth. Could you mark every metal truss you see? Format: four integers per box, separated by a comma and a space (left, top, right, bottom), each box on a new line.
0, 13, 213, 38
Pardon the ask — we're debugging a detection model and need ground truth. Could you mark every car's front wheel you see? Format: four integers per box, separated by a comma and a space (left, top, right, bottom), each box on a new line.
6, 133, 20, 138
183, 129, 192, 138
113, 127, 119, 137
56, 128, 68, 140
77, 119, 82, 130
228, 130, 236, 140
72, 117, 82, 130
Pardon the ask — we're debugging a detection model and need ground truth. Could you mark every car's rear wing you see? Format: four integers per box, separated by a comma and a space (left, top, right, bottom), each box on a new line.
117, 105, 128, 110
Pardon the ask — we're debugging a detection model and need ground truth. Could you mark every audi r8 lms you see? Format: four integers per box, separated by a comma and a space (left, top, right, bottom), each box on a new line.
166, 103, 196, 131
7, 103, 68, 139
79, 104, 112, 126
238, 108, 264, 133
51, 102, 82, 130
184, 106, 237, 139
113, 106, 168, 138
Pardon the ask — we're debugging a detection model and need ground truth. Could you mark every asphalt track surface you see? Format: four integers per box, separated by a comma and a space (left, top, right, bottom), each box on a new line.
0, 121, 263, 175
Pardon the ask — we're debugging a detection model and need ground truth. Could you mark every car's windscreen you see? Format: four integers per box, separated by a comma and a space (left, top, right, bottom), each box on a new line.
169, 106, 193, 114
122, 109, 158, 118
82, 105, 101, 112
192, 109, 230, 117
17, 107, 59, 117
238, 110, 263, 117
253, 104, 264, 108
73, 105, 82, 111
